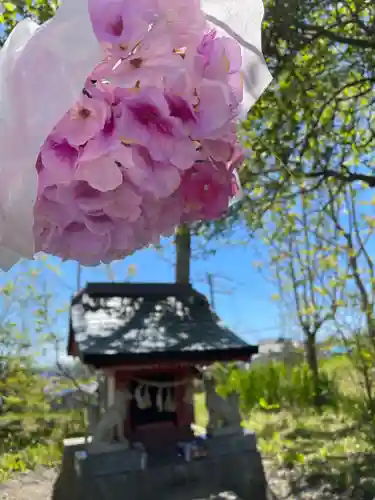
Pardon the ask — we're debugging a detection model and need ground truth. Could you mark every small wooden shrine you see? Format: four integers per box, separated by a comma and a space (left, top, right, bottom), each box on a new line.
68, 282, 258, 451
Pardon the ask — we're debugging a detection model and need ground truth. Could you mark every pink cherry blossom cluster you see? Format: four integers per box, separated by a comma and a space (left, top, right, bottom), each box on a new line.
33, 0, 245, 265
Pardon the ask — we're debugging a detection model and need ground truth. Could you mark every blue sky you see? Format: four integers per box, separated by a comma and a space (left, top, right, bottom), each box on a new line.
0, 224, 289, 365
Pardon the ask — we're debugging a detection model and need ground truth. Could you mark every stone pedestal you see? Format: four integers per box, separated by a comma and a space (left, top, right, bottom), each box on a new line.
76, 445, 147, 477
53, 433, 267, 500
52, 437, 89, 500
203, 432, 266, 500
205, 431, 257, 456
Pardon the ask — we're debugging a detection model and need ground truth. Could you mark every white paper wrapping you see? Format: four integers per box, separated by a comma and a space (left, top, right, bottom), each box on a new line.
0, 0, 103, 270
0, 0, 270, 270
202, 0, 272, 118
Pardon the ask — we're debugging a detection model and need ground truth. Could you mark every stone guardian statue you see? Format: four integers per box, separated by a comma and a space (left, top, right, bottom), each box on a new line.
202, 370, 242, 437
90, 387, 132, 453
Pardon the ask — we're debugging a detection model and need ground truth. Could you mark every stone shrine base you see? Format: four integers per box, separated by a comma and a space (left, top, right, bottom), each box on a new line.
52, 433, 267, 500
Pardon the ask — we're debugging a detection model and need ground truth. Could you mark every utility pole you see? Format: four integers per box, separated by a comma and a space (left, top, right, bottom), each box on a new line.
76, 263, 81, 292
106, 264, 115, 281
207, 273, 215, 311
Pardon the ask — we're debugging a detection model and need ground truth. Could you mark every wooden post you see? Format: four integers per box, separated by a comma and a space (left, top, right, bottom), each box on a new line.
175, 224, 191, 284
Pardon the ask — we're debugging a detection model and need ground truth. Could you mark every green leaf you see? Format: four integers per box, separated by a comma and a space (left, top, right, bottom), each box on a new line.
3, 3, 17, 12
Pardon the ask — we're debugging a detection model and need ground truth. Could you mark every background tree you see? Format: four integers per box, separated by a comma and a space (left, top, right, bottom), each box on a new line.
241, 0, 374, 223
260, 190, 344, 403
0, 0, 58, 40
322, 182, 375, 416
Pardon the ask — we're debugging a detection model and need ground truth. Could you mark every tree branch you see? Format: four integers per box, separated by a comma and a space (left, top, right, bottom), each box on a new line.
304, 169, 375, 187
295, 22, 375, 49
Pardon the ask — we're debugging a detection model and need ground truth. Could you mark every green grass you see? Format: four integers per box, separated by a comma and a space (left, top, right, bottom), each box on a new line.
1, 395, 374, 497
251, 409, 375, 496
321, 355, 360, 395
194, 392, 375, 497
0, 442, 61, 483
1, 355, 374, 497
0, 410, 85, 483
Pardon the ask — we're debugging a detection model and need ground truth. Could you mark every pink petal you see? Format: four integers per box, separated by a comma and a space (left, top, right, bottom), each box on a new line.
35, 196, 78, 228
55, 95, 110, 146
40, 137, 78, 185
74, 182, 112, 211
104, 183, 141, 221
75, 154, 123, 192
111, 225, 135, 250
170, 139, 198, 170
85, 213, 115, 235
201, 139, 233, 162
151, 162, 181, 198
194, 81, 233, 138
64, 224, 110, 264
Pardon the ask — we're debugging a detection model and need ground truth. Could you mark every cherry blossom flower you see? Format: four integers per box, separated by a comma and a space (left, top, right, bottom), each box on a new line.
39, 136, 79, 186
102, 180, 142, 222
88, 0, 153, 46
156, 0, 206, 49
55, 94, 110, 146
181, 160, 234, 221
31, 3, 254, 265
75, 145, 124, 192
197, 31, 242, 81
57, 223, 111, 265
108, 27, 182, 88
130, 146, 182, 198
116, 87, 198, 169
191, 80, 236, 139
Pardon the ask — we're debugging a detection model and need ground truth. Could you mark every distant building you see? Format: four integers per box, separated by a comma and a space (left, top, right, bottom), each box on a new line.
251, 338, 303, 365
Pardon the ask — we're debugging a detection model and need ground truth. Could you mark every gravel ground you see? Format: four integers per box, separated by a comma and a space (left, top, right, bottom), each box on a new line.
0, 459, 352, 500
0, 468, 57, 500
264, 459, 336, 500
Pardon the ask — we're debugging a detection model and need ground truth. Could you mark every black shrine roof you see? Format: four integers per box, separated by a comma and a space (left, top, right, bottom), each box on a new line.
68, 282, 258, 367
